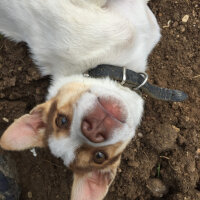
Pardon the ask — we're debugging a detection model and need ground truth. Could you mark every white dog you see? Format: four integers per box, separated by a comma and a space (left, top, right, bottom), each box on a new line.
0, 0, 161, 199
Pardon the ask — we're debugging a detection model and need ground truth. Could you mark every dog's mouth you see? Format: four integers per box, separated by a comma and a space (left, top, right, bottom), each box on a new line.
81, 96, 127, 143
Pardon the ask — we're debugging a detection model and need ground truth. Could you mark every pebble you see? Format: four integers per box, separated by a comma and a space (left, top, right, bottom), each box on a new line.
185, 116, 190, 122
30, 148, 37, 157
182, 15, 189, 23
138, 132, 143, 138
195, 149, 200, 158
18, 66, 23, 71
179, 25, 186, 32
118, 168, 122, 173
9, 77, 16, 87
28, 191, 32, 199
36, 88, 41, 95
127, 160, 140, 168
2, 117, 9, 123
186, 161, 196, 173
173, 21, 179, 27
146, 178, 168, 198
172, 125, 180, 133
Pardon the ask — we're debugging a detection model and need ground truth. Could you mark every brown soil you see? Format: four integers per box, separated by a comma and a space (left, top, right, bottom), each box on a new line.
0, 0, 200, 199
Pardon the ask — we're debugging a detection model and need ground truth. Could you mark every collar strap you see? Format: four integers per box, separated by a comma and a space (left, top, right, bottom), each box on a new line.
85, 64, 188, 102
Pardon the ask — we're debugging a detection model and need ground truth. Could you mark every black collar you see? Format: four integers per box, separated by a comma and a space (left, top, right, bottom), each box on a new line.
84, 64, 188, 102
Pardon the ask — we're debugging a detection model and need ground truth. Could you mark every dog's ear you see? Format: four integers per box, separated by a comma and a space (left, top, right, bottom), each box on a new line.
71, 169, 117, 200
0, 100, 53, 151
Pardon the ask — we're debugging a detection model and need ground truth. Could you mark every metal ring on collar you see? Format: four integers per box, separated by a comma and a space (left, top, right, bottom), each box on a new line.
121, 67, 127, 85
133, 72, 148, 90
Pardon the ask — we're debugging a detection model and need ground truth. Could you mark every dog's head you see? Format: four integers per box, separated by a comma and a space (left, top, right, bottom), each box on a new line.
0, 76, 143, 200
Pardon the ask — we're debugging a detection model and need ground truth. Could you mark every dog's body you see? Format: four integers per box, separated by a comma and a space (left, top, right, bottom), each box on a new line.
0, 0, 160, 199
0, 0, 160, 78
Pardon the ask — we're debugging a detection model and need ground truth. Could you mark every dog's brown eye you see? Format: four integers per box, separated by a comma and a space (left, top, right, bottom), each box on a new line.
55, 114, 69, 129
94, 151, 107, 164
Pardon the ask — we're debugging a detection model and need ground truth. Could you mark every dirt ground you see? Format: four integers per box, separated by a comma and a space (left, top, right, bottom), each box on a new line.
0, 0, 199, 199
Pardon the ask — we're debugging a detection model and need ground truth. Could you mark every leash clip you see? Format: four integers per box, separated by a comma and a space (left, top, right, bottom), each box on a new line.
133, 72, 148, 90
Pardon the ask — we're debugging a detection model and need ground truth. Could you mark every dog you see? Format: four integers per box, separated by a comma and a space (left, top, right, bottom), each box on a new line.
0, 0, 161, 199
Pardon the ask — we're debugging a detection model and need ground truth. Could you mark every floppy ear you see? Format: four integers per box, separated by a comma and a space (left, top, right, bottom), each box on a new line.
71, 169, 117, 200
0, 100, 53, 151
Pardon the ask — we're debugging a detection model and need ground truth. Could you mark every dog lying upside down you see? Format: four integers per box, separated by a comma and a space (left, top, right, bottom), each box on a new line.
0, 0, 163, 199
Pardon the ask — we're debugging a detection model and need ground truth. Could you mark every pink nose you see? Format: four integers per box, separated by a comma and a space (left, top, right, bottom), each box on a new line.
81, 97, 126, 143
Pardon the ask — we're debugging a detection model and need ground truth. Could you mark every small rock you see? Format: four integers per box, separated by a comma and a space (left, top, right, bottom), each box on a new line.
146, 178, 168, 198
186, 161, 196, 173
179, 25, 186, 32
182, 15, 189, 23
185, 116, 190, 122
2, 117, 9, 123
174, 13, 180, 20
18, 66, 23, 71
9, 77, 16, 87
128, 160, 140, 168
118, 168, 122, 173
172, 125, 180, 133
27, 191, 32, 199
30, 148, 37, 157
173, 21, 179, 27
138, 132, 143, 138
177, 135, 186, 146
36, 88, 41, 95
195, 149, 200, 158
27, 68, 40, 80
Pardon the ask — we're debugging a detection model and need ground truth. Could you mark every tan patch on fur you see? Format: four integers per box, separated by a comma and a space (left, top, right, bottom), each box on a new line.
56, 82, 90, 109
47, 82, 90, 138
70, 141, 127, 174
43, 99, 58, 145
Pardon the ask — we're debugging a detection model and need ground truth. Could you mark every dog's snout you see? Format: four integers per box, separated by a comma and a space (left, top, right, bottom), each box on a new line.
81, 97, 127, 143
81, 118, 107, 143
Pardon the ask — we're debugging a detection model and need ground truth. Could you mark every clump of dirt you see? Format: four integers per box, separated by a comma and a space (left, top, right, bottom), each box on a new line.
0, 0, 199, 199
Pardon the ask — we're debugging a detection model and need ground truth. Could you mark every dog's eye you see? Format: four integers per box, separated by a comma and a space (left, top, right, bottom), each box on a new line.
93, 151, 107, 164
55, 114, 69, 129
